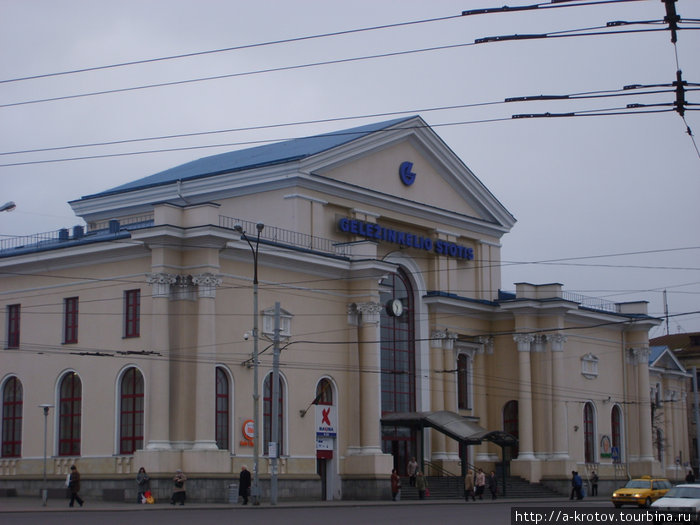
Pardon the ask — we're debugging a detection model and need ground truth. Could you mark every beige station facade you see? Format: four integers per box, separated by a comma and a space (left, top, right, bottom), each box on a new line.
0, 116, 691, 500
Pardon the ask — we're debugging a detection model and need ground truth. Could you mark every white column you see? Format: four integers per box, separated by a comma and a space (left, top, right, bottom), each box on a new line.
357, 302, 383, 453
145, 273, 177, 450
191, 273, 222, 450
475, 337, 494, 462
548, 334, 569, 459
634, 345, 655, 461
430, 331, 447, 458
514, 334, 536, 461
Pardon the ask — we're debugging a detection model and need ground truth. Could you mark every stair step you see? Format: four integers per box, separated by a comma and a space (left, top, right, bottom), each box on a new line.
399, 476, 561, 500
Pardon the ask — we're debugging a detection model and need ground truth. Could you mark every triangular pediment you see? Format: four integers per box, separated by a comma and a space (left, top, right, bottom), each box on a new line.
300, 116, 515, 233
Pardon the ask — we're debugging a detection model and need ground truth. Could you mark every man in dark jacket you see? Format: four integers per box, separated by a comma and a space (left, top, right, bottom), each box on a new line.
239, 465, 252, 505
68, 465, 84, 507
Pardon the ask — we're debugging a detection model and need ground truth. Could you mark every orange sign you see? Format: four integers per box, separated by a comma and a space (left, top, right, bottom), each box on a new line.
240, 419, 254, 447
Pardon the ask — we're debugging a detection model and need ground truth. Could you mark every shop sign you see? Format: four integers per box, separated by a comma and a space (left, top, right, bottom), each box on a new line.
316, 405, 337, 437
338, 217, 474, 260
240, 419, 254, 447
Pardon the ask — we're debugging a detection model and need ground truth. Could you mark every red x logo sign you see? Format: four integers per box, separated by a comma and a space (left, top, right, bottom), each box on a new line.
321, 407, 331, 426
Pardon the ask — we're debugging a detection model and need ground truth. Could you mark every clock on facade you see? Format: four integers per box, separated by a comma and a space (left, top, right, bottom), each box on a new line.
386, 298, 403, 317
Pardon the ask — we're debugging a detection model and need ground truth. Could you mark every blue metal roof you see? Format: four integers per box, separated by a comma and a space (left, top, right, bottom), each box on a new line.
81, 116, 416, 199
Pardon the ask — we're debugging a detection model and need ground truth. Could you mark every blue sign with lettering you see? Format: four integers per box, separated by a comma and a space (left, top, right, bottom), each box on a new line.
338, 217, 474, 260
399, 161, 416, 186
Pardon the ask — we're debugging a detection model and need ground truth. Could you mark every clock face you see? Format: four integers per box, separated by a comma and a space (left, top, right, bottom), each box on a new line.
387, 299, 403, 317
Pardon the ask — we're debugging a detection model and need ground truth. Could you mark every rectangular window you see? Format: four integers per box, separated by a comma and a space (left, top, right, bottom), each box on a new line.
63, 297, 79, 344
124, 290, 140, 338
6, 304, 20, 349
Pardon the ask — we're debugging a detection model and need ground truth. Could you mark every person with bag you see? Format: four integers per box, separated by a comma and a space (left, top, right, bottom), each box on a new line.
67, 465, 84, 508
136, 467, 150, 504
170, 469, 187, 505
464, 469, 476, 501
416, 470, 428, 499
475, 468, 486, 500
390, 468, 401, 501
239, 465, 252, 505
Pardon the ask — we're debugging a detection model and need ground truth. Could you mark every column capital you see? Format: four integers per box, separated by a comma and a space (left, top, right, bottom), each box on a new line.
349, 301, 383, 325
532, 334, 547, 352
513, 333, 534, 351
477, 336, 494, 355
147, 272, 178, 298
547, 333, 568, 352
627, 345, 651, 365
192, 273, 222, 298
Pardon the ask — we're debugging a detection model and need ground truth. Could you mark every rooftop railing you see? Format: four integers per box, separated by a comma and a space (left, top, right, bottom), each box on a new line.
219, 215, 349, 257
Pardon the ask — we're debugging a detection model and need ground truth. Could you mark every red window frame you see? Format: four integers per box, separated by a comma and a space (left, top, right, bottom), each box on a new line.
611, 405, 622, 462
457, 354, 470, 410
58, 373, 81, 456
64, 297, 78, 344
7, 304, 20, 349
119, 367, 144, 454
124, 290, 140, 338
215, 368, 230, 450
1, 377, 22, 458
263, 374, 284, 456
584, 402, 595, 463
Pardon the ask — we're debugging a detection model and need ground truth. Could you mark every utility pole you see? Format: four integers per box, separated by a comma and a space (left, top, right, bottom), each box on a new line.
693, 368, 700, 475
270, 301, 281, 505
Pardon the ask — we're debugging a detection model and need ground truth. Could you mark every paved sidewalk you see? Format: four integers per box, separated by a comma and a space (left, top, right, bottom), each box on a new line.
0, 494, 609, 513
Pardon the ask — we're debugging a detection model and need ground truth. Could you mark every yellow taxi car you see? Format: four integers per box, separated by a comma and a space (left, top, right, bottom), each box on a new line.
611, 476, 673, 508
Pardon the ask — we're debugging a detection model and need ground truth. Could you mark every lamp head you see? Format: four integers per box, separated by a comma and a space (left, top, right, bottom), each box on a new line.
0, 201, 16, 213
233, 224, 243, 233
256, 222, 264, 233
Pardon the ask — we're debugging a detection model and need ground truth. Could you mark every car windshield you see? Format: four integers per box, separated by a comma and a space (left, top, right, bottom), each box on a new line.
625, 480, 651, 489
663, 487, 700, 499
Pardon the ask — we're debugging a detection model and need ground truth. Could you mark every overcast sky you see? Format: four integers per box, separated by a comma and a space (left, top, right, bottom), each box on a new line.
1, 0, 699, 337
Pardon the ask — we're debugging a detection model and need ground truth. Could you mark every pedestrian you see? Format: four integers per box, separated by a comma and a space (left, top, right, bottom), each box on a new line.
416, 470, 428, 499
487, 471, 498, 499
591, 470, 599, 496
170, 469, 187, 505
686, 469, 696, 483
570, 471, 583, 500
136, 466, 150, 504
68, 465, 84, 508
407, 457, 418, 487
464, 468, 476, 501
475, 468, 486, 500
239, 465, 252, 505
391, 468, 401, 501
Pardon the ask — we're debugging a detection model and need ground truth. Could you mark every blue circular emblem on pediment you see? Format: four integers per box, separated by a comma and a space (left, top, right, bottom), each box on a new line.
399, 161, 416, 186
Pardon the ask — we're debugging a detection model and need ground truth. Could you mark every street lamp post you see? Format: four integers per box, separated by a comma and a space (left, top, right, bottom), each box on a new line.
234, 222, 264, 505
38, 404, 54, 506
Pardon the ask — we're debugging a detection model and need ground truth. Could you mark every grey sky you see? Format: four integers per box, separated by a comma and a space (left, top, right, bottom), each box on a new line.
1, 0, 699, 336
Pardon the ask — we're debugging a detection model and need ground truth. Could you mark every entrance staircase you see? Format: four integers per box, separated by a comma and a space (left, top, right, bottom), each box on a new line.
400, 475, 562, 500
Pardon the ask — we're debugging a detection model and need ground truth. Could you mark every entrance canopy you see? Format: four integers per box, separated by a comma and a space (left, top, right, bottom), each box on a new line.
381, 410, 517, 447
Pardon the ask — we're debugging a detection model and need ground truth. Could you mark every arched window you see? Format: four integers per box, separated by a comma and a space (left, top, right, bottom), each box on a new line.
263, 373, 284, 456
58, 372, 82, 456
216, 367, 230, 450
584, 402, 595, 463
611, 405, 622, 463
379, 267, 416, 473
315, 378, 333, 405
503, 400, 519, 460
119, 367, 144, 454
457, 354, 470, 410
1, 377, 22, 458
